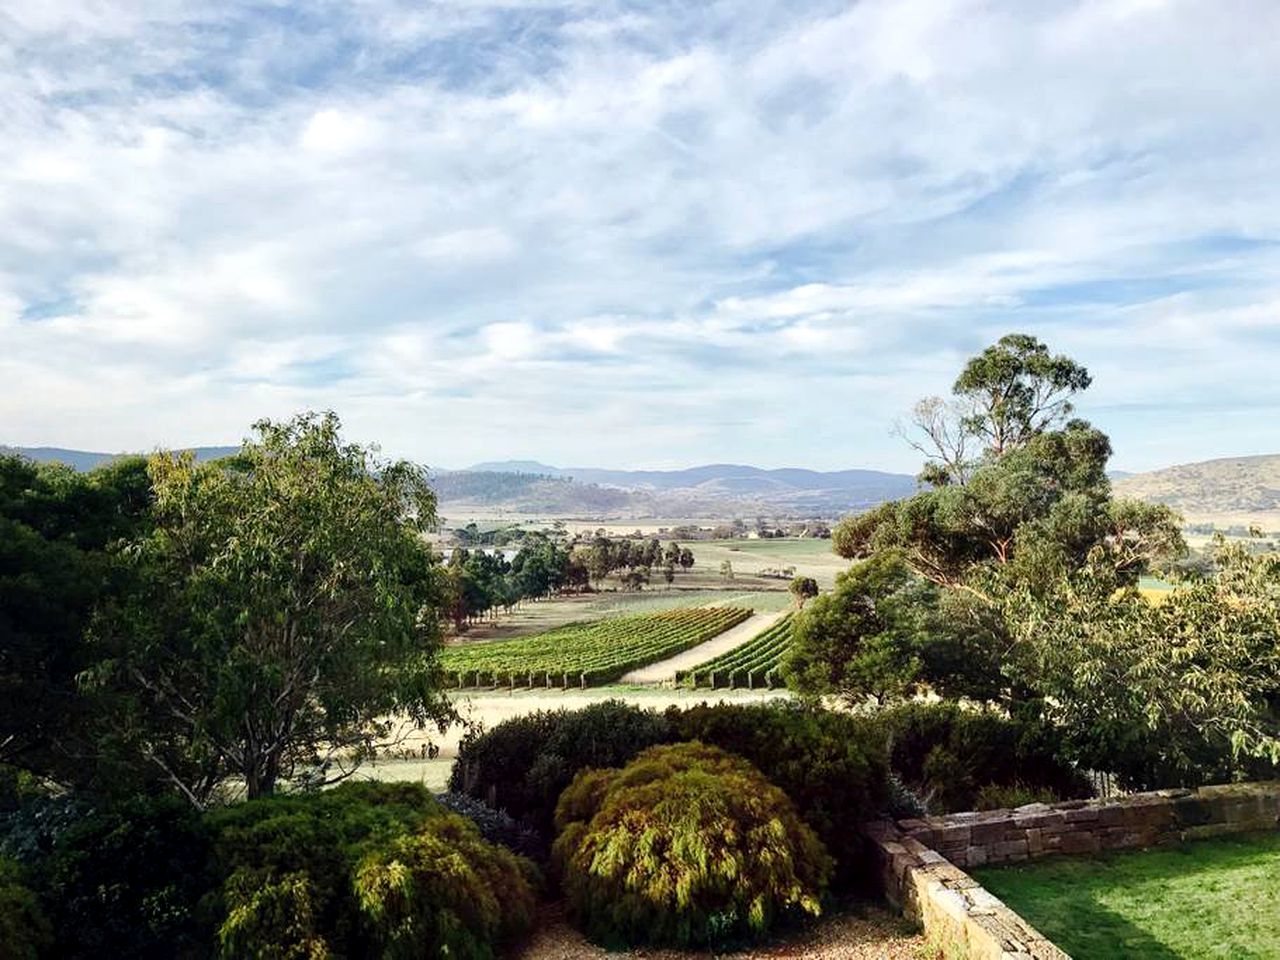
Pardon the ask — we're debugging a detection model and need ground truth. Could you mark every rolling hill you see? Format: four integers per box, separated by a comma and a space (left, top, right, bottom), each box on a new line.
1114, 454, 1280, 529
457, 461, 917, 517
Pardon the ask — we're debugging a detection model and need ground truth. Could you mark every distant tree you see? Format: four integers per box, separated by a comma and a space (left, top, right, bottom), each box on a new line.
679, 547, 695, 571
719, 560, 734, 581
788, 576, 819, 609
84, 412, 452, 805
662, 561, 676, 588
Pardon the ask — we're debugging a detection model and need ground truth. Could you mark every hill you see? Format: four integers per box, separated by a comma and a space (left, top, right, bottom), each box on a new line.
1114, 454, 1280, 530
462, 461, 916, 516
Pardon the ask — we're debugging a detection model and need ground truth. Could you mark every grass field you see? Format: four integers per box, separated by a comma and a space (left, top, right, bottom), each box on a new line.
687, 538, 849, 588
974, 831, 1280, 959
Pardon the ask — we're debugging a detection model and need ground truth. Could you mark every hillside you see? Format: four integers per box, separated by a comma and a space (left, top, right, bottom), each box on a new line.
1114, 454, 1280, 529
461, 461, 916, 516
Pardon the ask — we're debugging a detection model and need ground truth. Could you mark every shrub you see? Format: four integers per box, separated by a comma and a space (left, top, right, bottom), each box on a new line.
553, 742, 832, 950
667, 702, 889, 881
448, 700, 673, 847
354, 814, 539, 960
871, 702, 1090, 813
41, 795, 213, 959
208, 781, 538, 960
0, 857, 51, 960
435, 792, 541, 858
974, 782, 1062, 811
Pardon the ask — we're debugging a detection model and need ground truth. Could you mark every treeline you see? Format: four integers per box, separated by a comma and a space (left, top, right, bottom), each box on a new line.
441, 536, 697, 629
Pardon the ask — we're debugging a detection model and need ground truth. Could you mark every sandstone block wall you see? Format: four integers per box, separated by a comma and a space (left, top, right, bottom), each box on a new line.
866, 780, 1280, 959
897, 780, 1280, 869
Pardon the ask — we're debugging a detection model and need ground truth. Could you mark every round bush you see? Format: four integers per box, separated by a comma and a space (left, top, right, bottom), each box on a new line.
449, 700, 673, 848
208, 781, 539, 960
553, 742, 832, 950
354, 814, 539, 960
668, 702, 889, 882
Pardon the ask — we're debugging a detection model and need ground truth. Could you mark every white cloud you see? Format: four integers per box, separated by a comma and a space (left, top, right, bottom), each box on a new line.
2, 0, 1280, 470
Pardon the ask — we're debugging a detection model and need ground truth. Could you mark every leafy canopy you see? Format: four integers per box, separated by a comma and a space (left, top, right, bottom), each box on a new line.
85, 411, 452, 805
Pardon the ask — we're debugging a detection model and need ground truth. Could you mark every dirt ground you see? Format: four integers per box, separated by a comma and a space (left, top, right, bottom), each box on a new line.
517, 902, 930, 960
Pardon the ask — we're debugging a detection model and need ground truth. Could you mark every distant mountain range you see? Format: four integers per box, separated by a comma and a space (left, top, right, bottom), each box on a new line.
13, 444, 1277, 528
449, 461, 918, 518
1, 445, 238, 471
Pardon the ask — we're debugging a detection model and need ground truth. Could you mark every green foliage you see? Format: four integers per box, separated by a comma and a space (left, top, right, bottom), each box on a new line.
1003, 539, 1280, 789
441, 606, 751, 688
553, 743, 832, 950
677, 613, 795, 689
353, 813, 538, 960
0, 453, 152, 787
448, 700, 673, 848
667, 702, 889, 882
783, 553, 926, 704
84, 412, 452, 803
788, 575, 819, 608
208, 781, 537, 960
0, 857, 50, 960
870, 702, 1089, 814
40, 796, 213, 959
973, 782, 1063, 811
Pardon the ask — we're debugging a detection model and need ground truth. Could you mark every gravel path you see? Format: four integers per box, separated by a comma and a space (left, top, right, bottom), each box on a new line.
517, 902, 928, 959
619, 610, 788, 685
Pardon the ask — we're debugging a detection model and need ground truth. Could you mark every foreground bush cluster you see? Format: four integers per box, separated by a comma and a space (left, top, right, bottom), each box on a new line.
0, 782, 538, 960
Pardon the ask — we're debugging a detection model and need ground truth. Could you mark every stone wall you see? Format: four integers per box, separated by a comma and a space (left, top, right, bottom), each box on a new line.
896, 780, 1280, 870
866, 781, 1280, 959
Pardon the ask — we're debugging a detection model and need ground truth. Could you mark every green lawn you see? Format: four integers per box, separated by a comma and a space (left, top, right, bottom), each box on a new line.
973, 832, 1280, 959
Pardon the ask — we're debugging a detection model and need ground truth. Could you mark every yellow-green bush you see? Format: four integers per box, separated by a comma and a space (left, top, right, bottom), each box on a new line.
552, 742, 832, 950
355, 814, 539, 960
209, 782, 538, 960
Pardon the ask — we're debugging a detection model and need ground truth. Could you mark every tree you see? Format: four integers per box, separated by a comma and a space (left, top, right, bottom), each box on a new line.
84, 412, 452, 806
662, 561, 676, 587
788, 576, 819, 610
719, 560, 734, 581
0, 454, 153, 786
782, 555, 924, 705
679, 547, 694, 571
834, 335, 1182, 600
819, 334, 1183, 711
1002, 539, 1280, 787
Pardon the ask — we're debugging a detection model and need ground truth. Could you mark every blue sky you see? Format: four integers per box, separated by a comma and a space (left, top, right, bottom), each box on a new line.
3, 0, 1279, 473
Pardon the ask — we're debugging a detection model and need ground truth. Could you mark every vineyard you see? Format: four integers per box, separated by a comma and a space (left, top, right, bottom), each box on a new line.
441, 606, 752, 688
676, 612, 794, 689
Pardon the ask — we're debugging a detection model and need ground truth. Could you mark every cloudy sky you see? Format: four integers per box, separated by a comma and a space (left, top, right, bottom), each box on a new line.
3, 0, 1279, 473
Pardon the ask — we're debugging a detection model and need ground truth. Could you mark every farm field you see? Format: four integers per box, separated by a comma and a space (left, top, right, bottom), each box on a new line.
677, 611, 795, 689
441, 606, 752, 688
458, 587, 792, 641
688, 538, 849, 588
974, 831, 1280, 959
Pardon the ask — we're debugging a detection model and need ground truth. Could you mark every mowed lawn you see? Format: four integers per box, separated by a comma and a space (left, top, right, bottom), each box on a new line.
974, 831, 1280, 959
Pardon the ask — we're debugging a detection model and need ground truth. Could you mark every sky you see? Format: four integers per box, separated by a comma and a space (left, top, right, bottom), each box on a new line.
2, 0, 1279, 474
